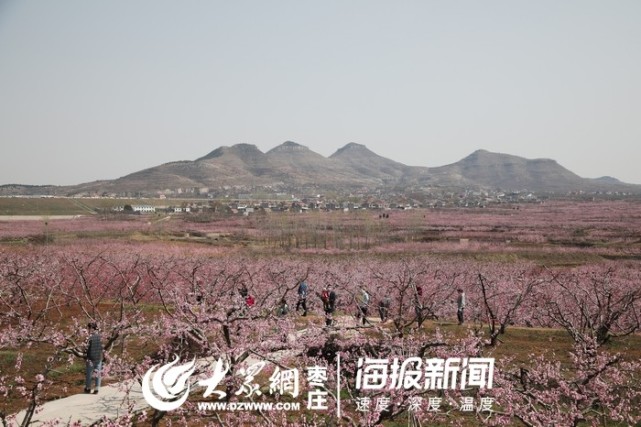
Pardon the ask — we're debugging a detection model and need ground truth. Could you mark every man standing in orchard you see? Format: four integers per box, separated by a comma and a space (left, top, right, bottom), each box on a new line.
296, 280, 308, 316
457, 288, 466, 325
378, 295, 391, 322
356, 287, 370, 325
320, 285, 337, 327
84, 322, 103, 394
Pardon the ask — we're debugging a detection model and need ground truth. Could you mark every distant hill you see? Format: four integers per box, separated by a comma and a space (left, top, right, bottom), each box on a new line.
330, 142, 413, 182
2, 142, 640, 196
425, 149, 588, 192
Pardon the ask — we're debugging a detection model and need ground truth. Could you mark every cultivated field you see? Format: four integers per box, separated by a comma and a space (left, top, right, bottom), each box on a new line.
1, 200, 640, 426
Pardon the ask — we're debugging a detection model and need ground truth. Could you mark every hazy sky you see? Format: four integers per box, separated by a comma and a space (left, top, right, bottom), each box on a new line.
1, 1, 640, 186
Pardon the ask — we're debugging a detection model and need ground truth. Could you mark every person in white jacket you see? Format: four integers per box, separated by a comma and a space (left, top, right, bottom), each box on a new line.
356, 288, 370, 325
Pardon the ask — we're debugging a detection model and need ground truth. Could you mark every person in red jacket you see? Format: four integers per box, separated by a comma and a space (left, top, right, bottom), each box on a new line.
245, 294, 255, 307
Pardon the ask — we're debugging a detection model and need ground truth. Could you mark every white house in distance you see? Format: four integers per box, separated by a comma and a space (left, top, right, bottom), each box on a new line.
133, 205, 156, 213
112, 205, 156, 214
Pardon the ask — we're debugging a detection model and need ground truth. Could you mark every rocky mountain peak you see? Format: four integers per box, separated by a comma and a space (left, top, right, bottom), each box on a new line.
197, 143, 263, 161
267, 141, 308, 153
331, 142, 370, 157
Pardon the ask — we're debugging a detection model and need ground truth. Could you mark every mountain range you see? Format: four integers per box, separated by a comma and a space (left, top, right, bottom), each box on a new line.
1, 141, 639, 196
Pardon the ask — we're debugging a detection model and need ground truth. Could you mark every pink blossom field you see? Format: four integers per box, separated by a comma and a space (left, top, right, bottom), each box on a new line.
1, 200, 640, 426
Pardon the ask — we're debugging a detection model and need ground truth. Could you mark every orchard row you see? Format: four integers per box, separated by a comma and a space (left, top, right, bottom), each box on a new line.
1, 245, 640, 426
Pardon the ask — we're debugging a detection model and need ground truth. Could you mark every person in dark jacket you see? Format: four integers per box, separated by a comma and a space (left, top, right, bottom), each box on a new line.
378, 296, 391, 322
84, 322, 103, 394
295, 280, 308, 316
456, 288, 466, 325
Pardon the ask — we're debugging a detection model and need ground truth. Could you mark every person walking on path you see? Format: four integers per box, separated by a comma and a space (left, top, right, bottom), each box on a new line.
84, 322, 103, 394
456, 289, 466, 325
296, 280, 308, 316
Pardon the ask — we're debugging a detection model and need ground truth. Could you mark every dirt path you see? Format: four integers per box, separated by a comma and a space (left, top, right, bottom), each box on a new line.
14, 381, 146, 426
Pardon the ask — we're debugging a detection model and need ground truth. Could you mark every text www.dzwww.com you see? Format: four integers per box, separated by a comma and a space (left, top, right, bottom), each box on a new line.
197, 401, 302, 412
